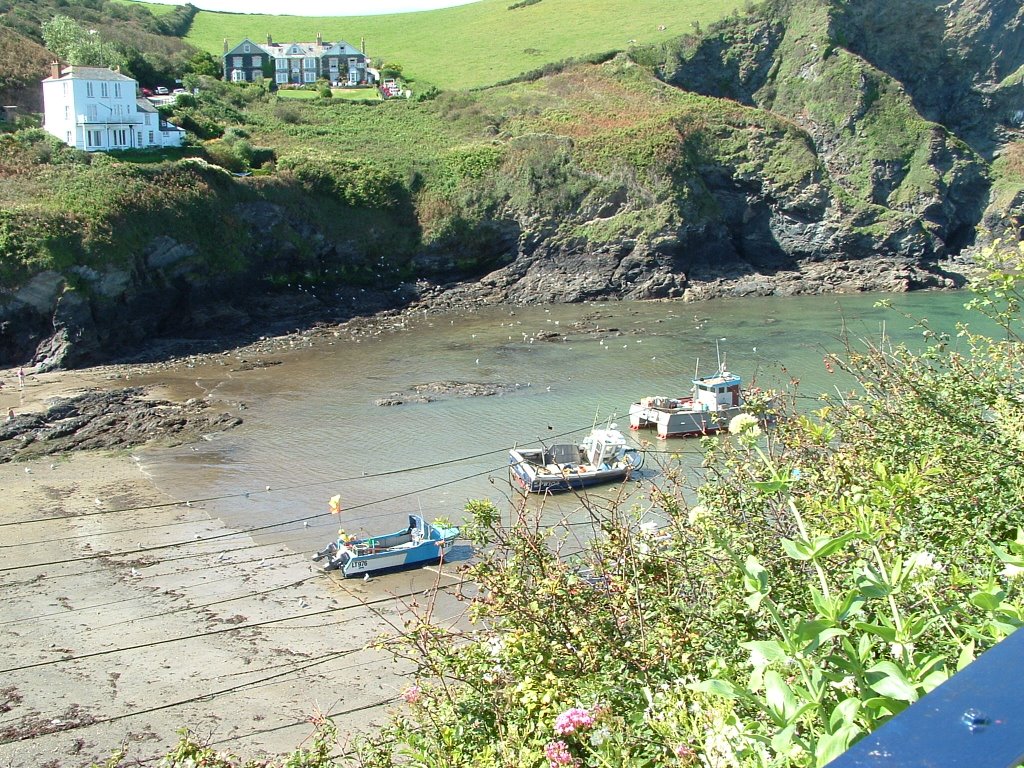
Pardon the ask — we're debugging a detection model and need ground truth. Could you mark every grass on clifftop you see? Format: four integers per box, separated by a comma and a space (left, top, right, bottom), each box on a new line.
184, 0, 740, 90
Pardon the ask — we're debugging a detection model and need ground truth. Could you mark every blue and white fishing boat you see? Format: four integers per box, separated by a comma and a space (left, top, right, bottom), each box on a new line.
509, 426, 644, 493
313, 514, 459, 577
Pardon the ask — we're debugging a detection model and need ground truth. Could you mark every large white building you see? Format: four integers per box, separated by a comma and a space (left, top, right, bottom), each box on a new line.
42, 64, 186, 152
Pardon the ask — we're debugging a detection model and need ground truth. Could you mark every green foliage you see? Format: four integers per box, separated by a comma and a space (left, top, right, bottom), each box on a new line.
356, 234, 1024, 767
278, 152, 403, 209
42, 14, 126, 69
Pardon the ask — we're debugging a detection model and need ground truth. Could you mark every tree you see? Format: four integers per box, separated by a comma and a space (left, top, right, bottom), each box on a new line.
186, 50, 220, 79
42, 15, 125, 70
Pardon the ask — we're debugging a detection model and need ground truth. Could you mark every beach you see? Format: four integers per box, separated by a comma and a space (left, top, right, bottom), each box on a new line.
0, 359, 466, 767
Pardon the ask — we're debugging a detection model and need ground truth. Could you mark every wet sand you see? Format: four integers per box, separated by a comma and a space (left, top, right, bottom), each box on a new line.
0, 363, 467, 767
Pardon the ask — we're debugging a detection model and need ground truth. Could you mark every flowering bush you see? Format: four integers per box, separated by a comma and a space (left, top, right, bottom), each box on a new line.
356, 236, 1024, 768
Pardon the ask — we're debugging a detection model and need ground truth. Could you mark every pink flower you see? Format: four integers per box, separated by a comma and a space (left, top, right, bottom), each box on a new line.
554, 707, 595, 736
544, 740, 577, 767
674, 744, 697, 764
400, 685, 421, 704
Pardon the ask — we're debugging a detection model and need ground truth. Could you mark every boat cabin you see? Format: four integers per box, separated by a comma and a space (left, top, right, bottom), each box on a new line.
693, 371, 742, 411
583, 428, 627, 468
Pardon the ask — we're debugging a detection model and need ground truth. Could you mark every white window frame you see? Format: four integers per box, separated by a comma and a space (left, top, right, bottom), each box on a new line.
101, 82, 108, 98
243, 43, 251, 53
114, 83, 121, 97
303, 57, 316, 69
233, 56, 243, 68
276, 58, 288, 70
303, 71, 316, 83
252, 54, 261, 66
231, 69, 246, 82
276, 72, 288, 84
86, 82, 95, 98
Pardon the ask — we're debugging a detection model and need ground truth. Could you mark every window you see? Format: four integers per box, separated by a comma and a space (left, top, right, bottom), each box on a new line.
101, 82, 108, 98
144, 113, 152, 125
303, 57, 316, 69
63, 82, 69, 97
329, 57, 338, 68
87, 104, 98, 121
87, 129, 102, 147
64, 105, 70, 120
233, 56, 243, 68
66, 131, 72, 144
252, 55, 261, 66
276, 72, 288, 84
303, 71, 316, 83
149, 131, 155, 143
243, 43, 250, 53
137, 131, 143, 145
86, 82, 94, 98
113, 129, 127, 145
231, 69, 246, 82
252, 70, 264, 80
276, 58, 288, 70
114, 83, 121, 98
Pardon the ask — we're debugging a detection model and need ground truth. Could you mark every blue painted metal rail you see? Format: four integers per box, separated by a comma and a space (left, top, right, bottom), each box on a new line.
830, 627, 1024, 767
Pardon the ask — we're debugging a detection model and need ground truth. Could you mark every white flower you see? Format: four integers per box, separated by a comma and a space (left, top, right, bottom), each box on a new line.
590, 727, 611, 747
639, 520, 660, 537
1001, 563, 1024, 580
909, 550, 945, 574
687, 505, 710, 526
728, 413, 761, 437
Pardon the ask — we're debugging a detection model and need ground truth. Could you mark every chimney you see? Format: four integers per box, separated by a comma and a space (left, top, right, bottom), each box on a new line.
50, 60, 61, 79
223, 38, 229, 53
267, 33, 273, 45
316, 31, 322, 47
360, 37, 365, 54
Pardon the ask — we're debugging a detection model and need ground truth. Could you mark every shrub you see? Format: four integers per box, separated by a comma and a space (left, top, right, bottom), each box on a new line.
359, 234, 1024, 768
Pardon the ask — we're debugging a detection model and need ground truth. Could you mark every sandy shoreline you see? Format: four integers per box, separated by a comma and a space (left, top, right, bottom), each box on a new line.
0, 360, 467, 767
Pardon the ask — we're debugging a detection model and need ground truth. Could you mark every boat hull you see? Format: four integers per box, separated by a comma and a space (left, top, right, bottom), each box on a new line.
629, 401, 744, 438
314, 514, 458, 577
338, 540, 450, 578
509, 448, 641, 493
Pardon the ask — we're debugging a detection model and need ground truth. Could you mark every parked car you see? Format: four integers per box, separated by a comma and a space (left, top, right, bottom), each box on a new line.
172, 88, 187, 95
141, 87, 153, 96
154, 86, 169, 95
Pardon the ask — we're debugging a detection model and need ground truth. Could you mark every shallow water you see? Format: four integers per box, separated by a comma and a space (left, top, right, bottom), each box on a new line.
137, 290, 977, 559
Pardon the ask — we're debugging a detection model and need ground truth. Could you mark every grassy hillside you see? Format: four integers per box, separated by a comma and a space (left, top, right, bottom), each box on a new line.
184, 0, 741, 90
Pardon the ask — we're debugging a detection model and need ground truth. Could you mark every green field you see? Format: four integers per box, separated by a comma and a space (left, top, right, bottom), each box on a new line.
184, 0, 740, 90
112, 0, 178, 16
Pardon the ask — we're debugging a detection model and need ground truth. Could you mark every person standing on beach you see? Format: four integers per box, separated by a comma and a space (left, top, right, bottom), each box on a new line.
17, 368, 25, 389
6, 407, 13, 423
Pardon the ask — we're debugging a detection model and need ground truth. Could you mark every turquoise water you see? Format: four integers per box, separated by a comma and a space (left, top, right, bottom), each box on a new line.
139, 290, 979, 554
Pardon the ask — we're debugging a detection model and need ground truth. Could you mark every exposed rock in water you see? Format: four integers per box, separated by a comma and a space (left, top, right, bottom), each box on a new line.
0, 388, 242, 463
375, 381, 520, 406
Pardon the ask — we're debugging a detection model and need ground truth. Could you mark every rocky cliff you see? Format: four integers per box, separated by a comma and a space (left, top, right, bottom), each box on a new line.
1, 0, 1021, 369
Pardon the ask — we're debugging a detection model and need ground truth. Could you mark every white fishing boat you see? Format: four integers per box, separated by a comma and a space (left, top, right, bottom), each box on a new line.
509, 426, 644, 493
313, 514, 459, 577
629, 367, 775, 438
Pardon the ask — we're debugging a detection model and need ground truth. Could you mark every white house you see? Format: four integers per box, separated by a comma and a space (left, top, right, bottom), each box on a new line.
42, 64, 186, 152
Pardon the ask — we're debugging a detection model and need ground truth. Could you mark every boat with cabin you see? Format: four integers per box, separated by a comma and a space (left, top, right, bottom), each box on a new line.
313, 514, 459, 577
629, 367, 774, 438
509, 425, 645, 493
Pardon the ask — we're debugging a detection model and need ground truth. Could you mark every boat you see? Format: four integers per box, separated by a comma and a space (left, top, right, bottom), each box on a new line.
628, 367, 775, 438
509, 425, 645, 493
312, 514, 459, 577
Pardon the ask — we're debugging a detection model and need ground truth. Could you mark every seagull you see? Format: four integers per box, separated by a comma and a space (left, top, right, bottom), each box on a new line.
475, 358, 480, 365
258, 559, 268, 567
298, 598, 309, 609
130, 567, 139, 577
24, 467, 31, 474
265, 485, 271, 491
363, 573, 371, 581
50, 463, 56, 470
94, 498, 103, 506
303, 521, 309, 528
217, 552, 227, 562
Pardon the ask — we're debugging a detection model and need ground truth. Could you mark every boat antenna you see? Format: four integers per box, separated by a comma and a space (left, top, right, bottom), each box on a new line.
716, 338, 726, 373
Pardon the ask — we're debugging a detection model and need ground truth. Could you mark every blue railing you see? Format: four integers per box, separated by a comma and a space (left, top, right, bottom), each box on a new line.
830, 627, 1024, 767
